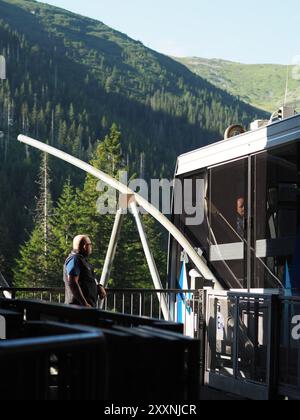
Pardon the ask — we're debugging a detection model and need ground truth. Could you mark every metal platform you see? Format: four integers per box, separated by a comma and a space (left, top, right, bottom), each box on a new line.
1, 287, 300, 400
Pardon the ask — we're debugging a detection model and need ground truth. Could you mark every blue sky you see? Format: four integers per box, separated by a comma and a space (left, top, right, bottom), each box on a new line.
38, 0, 299, 64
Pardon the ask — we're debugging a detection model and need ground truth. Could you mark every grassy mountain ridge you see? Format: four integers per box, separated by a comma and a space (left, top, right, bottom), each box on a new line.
174, 57, 300, 113
0, 0, 267, 281
0, 0, 266, 122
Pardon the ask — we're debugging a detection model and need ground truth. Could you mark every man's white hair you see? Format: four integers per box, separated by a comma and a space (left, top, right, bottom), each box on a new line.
73, 235, 90, 251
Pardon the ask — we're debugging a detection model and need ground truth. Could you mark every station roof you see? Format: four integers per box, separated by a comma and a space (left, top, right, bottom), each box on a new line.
176, 114, 300, 176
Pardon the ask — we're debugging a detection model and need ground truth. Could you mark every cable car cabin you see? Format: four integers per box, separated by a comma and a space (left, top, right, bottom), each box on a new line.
169, 112, 300, 294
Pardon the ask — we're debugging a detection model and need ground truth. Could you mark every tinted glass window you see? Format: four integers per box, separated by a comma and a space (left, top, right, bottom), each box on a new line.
209, 159, 248, 289
171, 171, 208, 287
253, 143, 300, 290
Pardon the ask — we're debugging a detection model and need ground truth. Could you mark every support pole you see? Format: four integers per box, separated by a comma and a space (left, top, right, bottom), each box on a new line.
130, 201, 170, 321
100, 208, 125, 288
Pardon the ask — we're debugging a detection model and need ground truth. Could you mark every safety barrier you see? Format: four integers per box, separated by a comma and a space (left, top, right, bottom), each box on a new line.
0, 298, 200, 400
0, 308, 23, 339
0, 321, 107, 400
0, 287, 64, 302
5, 289, 300, 400
0, 298, 184, 333
0, 287, 203, 337
278, 295, 300, 400
102, 288, 203, 338
204, 290, 300, 400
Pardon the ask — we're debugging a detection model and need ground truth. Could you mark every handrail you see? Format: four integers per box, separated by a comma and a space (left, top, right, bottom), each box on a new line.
1, 287, 199, 293
0, 287, 64, 292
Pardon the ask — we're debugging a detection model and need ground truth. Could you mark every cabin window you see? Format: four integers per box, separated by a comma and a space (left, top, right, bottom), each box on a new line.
253, 143, 300, 290
170, 171, 208, 288
209, 158, 248, 289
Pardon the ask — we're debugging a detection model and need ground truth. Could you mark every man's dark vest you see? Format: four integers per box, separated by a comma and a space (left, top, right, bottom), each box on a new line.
63, 252, 98, 307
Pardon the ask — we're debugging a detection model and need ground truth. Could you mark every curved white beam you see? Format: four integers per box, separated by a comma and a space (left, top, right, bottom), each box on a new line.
18, 135, 222, 289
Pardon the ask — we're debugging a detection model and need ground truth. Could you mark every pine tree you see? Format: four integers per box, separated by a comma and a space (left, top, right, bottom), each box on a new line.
78, 123, 165, 288
91, 123, 122, 176
35, 153, 53, 259
142, 214, 167, 286
14, 153, 55, 287
75, 124, 123, 278
14, 227, 49, 287
49, 179, 79, 286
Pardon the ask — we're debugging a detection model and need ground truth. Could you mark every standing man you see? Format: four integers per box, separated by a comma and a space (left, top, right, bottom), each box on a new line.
64, 235, 107, 308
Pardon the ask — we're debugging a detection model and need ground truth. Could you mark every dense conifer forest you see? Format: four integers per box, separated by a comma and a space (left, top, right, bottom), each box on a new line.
0, 0, 267, 286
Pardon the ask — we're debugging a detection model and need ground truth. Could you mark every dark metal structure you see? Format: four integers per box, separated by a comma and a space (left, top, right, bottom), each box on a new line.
0, 297, 200, 401
1, 287, 300, 399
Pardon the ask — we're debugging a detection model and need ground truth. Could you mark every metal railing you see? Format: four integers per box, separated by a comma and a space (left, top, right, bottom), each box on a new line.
103, 288, 170, 318
6, 287, 300, 399
0, 298, 201, 400
278, 295, 300, 399
1, 287, 65, 303
204, 289, 300, 400
205, 290, 279, 400
0, 288, 204, 338
0, 321, 107, 400
102, 288, 203, 337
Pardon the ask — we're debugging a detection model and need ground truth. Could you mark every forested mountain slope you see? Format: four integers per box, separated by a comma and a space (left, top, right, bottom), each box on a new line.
0, 0, 267, 281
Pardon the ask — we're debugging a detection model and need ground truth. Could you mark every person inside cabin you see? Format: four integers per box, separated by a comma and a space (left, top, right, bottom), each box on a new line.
63, 235, 107, 308
236, 197, 246, 238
